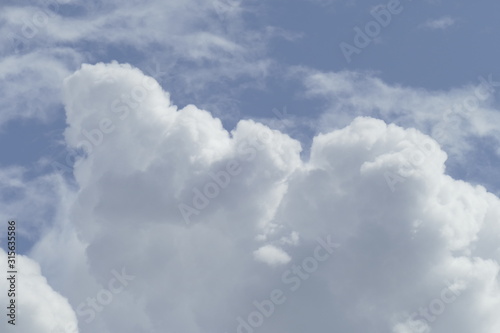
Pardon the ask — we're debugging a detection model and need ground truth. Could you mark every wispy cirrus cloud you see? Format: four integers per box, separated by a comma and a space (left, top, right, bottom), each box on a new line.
0, 0, 283, 127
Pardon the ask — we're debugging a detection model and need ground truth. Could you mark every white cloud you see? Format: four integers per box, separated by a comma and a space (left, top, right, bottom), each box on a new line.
0, 50, 75, 126
294, 67, 500, 163
254, 245, 291, 266
26, 63, 500, 333
0, 249, 79, 332
420, 16, 456, 30
0, 0, 281, 127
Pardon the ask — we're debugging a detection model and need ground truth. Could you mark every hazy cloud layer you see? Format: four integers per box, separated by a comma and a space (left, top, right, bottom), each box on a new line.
0, 0, 277, 127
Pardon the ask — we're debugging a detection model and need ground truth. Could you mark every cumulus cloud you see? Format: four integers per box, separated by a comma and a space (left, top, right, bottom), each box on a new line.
0, 249, 79, 332
294, 67, 500, 194
25, 62, 500, 333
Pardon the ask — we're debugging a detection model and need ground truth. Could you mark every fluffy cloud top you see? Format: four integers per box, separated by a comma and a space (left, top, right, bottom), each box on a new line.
296, 68, 500, 163
23, 63, 500, 333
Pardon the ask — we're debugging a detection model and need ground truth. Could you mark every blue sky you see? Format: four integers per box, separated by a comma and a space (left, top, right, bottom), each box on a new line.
1, 1, 500, 332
